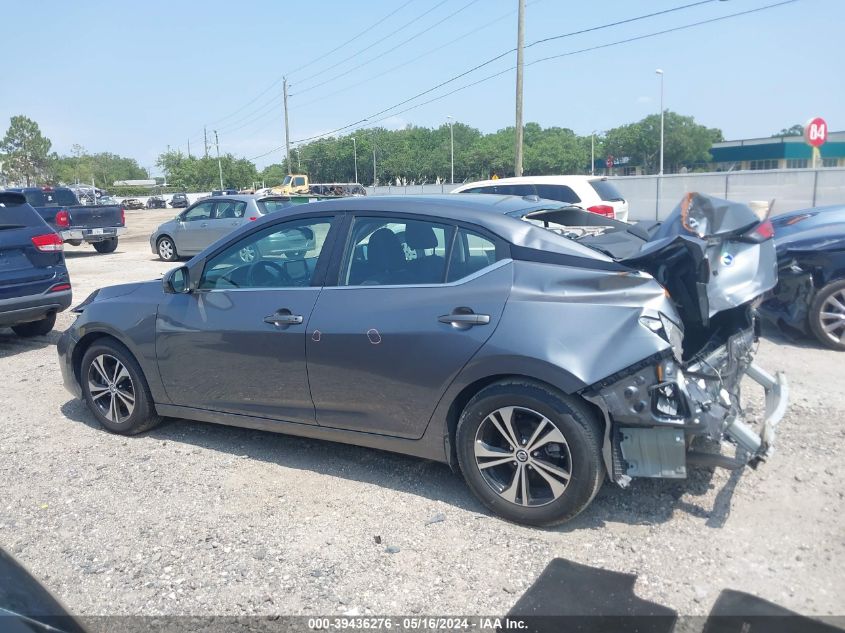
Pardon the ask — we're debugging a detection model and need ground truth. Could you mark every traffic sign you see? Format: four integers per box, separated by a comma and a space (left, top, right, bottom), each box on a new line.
804, 117, 828, 147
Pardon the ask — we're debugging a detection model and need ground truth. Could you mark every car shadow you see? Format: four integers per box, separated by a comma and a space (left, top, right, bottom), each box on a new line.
759, 321, 819, 350
58, 399, 744, 530
0, 329, 61, 359
64, 250, 107, 259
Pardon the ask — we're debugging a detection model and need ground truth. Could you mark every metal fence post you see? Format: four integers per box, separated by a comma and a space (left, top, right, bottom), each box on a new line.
812, 169, 819, 207
725, 173, 730, 199
655, 175, 661, 220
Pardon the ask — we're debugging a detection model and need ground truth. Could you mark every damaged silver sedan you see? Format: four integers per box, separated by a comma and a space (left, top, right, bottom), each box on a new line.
58, 192, 787, 526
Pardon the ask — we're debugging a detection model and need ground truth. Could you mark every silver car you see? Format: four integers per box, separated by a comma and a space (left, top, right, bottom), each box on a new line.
150, 195, 297, 261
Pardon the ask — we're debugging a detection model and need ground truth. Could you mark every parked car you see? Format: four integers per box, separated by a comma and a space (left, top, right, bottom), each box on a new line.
170, 193, 190, 208
60, 193, 786, 526
150, 195, 299, 261
211, 189, 238, 196
146, 195, 167, 209
759, 205, 845, 350
7, 186, 125, 254
97, 195, 119, 206
0, 191, 71, 336
452, 176, 629, 222
121, 197, 145, 210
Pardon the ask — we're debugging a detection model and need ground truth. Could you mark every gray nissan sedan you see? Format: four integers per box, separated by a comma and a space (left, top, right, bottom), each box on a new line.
59, 194, 787, 526
150, 194, 296, 261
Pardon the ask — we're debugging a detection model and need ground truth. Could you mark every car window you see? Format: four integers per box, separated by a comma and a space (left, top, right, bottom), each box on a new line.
535, 184, 581, 203
293, 177, 306, 187
199, 217, 333, 290
257, 199, 294, 214
447, 229, 501, 282
213, 200, 246, 219
589, 179, 624, 202
342, 217, 453, 286
183, 202, 214, 221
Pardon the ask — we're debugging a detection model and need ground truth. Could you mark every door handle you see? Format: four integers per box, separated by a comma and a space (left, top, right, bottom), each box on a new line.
438, 311, 490, 326
263, 310, 304, 326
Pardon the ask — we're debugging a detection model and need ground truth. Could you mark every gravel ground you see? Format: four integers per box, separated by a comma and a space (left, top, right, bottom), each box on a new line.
1, 208, 843, 620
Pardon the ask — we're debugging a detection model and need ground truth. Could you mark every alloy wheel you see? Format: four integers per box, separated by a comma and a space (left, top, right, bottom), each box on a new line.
239, 246, 257, 263
819, 289, 845, 344
158, 239, 174, 260
87, 354, 135, 424
474, 406, 573, 507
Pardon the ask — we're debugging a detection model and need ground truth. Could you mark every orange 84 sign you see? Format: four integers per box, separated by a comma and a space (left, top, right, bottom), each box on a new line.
804, 117, 828, 147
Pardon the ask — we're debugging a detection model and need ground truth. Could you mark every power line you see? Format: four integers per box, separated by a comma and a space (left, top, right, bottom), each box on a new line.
245, 0, 798, 160
291, 0, 482, 97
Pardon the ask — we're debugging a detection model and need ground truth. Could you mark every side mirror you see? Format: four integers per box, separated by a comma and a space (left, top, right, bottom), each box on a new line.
163, 266, 191, 294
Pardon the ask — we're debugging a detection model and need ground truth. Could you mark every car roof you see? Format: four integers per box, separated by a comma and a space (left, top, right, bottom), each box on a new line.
453, 175, 605, 191
266, 194, 615, 262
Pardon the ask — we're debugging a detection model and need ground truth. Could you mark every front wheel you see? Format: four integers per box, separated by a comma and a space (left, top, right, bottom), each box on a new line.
80, 340, 161, 435
809, 280, 845, 351
456, 379, 604, 526
93, 238, 118, 253
11, 312, 56, 337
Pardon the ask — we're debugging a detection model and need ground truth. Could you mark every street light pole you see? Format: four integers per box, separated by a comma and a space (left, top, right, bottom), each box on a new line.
590, 131, 595, 176
352, 137, 358, 184
656, 69, 664, 175
514, 0, 526, 176
447, 115, 454, 184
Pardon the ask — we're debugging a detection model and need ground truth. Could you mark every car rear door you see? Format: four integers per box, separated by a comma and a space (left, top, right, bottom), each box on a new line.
205, 199, 247, 244
174, 200, 215, 254
306, 214, 512, 439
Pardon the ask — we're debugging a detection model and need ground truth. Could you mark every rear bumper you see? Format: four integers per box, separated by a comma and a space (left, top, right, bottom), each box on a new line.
585, 326, 789, 484
60, 227, 126, 243
0, 290, 72, 327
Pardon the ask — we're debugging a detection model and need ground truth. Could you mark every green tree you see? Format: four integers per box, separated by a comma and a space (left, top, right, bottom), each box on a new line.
1, 115, 52, 186
604, 111, 722, 174
156, 151, 258, 191
773, 124, 804, 137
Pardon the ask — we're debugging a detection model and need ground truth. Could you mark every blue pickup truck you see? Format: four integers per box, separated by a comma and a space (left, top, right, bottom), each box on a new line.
7, 186, 125, 254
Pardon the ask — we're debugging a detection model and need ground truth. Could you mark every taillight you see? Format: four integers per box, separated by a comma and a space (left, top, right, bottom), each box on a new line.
32, 233, 64, 252
744, 220, 774, 243
587, 205, 615, 218
121, 207, 126, 225
55, 210, 70, 228
50, 283, 71, 292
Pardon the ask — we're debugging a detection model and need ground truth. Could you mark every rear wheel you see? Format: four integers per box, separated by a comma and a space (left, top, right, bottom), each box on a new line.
157, 236, 178, 261
93, 238, 118, 253
81, 340, 161, 435
809, 280, 845, 351
11, 312, 56, 337
456, 379, 604, 526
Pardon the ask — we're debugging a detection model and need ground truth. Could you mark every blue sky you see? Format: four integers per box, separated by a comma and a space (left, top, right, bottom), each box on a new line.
3, 0, 842, 172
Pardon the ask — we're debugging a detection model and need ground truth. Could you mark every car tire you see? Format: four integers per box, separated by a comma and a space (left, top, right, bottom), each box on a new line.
93, 238, 118, 254
157, 236, 178, 262
456, 379, 604, 526
11, 312, 56, 337
81, 340, 161, 435
808, 279, 845, 351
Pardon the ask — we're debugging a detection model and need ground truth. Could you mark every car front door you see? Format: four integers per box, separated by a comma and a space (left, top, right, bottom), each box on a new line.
156, 215, 340, 423
306, 215, 512, 438
174, 201, 215, 254
206, 199, 247, 245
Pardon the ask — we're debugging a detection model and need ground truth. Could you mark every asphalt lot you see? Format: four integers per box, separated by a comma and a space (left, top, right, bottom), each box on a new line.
1, 207, 843, 619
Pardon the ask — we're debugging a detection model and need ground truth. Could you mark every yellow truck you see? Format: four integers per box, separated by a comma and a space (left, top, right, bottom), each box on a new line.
272, 174, 310, 195
271, 175, 366, 197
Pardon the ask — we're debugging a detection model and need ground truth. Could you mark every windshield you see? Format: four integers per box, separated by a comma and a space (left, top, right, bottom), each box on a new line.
20, 188, 79, 207
257, 198, 294, 215
282, 175, 292, 186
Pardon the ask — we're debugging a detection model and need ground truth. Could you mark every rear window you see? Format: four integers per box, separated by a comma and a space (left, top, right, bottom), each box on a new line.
257, 198, 295, 215
535, 184, 580, 203
19, 188, 79, 207
0, 194, 47, 228
589, 179, 625, 202
459, 184, 536, 196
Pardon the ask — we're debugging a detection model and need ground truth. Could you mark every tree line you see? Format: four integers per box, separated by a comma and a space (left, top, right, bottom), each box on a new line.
3, 111, 774, 193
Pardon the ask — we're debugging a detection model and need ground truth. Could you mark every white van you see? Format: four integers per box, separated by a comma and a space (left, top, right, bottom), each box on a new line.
452, 176, 629, 222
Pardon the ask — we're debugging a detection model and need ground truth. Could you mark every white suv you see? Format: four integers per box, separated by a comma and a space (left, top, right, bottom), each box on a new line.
452, 176, 629, 222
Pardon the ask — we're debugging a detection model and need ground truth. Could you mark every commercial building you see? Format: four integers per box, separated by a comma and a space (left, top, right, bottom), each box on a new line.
711, 131, 845, 171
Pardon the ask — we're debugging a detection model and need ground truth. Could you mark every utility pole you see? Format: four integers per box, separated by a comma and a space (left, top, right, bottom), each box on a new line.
447, 115, 455, 184
283, 77, 291, 172
656, 69, 665, 175
214, 130, 224, 189
204, 126, 208, 159
372, 133, 377, 187
590, 131, 595, 176
514, 0, 526, 177
187, 138, 192, 159
351, 137, 358, 184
